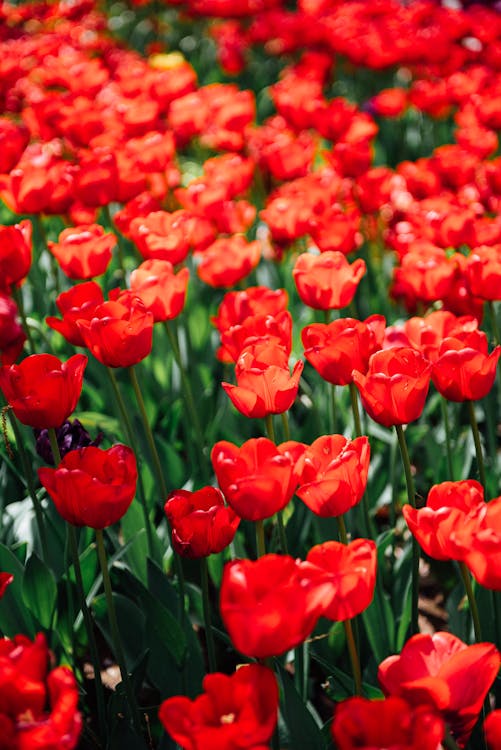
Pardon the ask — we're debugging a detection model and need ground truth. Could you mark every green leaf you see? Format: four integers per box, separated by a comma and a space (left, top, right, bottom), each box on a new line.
93, 593, 146, 670
361, 574, 395, 664
0, 543, 35, 637
276, 661, 326, 750
121, 501, 149, 584
22, 553, 57, 629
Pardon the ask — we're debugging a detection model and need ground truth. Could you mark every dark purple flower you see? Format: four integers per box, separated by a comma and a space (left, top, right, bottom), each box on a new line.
34, 419, 103, 465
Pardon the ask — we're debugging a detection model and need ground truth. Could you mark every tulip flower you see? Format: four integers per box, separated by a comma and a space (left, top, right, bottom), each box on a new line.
159, 664, 278, 750
295, 434, 370, 517
485, 710, 501, 750
195, 235, 261, 288
164, 487, 240, 558
211, 437, 300, 521
46, 282, 105, 347
47, 224, 116, 280
0, 353, 87, 429
222, 342, 303, 419
76, 290, 153, 368
431, 328, 501, 402
0, 572, 13, 599
0, 293, 25, 366
0, 633, 81, 750
38, 444, 137, 529
292, 250, 366, 311
220, 554, 326, 658
129, 259, 189, 322
352, 347, 431, 428
0, 220, 32, 293
302, 315, 385, 386
331, 697, 444, 750
305, 539, 377, 621
378, 632, 500, 747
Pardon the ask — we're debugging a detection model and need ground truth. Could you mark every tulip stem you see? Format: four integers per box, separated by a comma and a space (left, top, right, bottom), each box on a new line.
349, 383, 374, 539
95, 528, 143, 736
48, 428, 108, 741
164, 321, 208, 482
395, 424, 419, 636
467, 401, 487, 492
256, 520, 266, 558
201, 558, 217, 673
489, 301, 501, 347
105, 367, 155, 559
264, 414, 275, 442
264, 415, 288, 553
9, 414, 49, 564
443, 731, 462, 750
441, 398, 454, 480
459, 561, 482, 643
337, 514, 348, 544
102, 204, 126, 281
344, 618, 363, 696
129, 366, 167, 498
281, 411, 290, 441
35, 214, 60, 296
294, 640, 308, 701
11, 285, 35, 354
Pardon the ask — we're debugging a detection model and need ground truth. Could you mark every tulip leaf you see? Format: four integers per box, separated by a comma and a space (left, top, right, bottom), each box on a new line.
276, 662, 326, 750
361, 574, 395, 664
0, 543, 35, 637
93, 593, 146, 670
22, 552, 57, 629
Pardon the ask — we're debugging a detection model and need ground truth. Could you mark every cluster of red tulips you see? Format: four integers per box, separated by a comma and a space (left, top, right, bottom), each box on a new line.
2, 0, 501, 748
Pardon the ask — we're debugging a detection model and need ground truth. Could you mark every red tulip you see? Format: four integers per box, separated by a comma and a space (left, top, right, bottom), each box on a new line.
431, 329, 501, 402
485, 710, 501, 750
306, 539, 377, 621
220, 554, 325, 658
0, 573, 13, 599
0, 633, 81, 750
302, 315, 385, 386
164, 487, 240, 558
402, 480, 485, 562
331, 696, 444, 750
222, 342, 303, 419
378, 632, 500, 747
211, 437, 300, 521
0, 220, 32, 293
0, 293, 25, 366
48, 224, 116, 280
46, 282, 105, 347
352, 347, 431, 428
0, 353, 87, 429
38, 445, 137, 529
292, 251, 366, 311
195, 236, 261, 288
159, 664, 278, 750
76, 290, 153, 368
129, 259, 189, 322
295, 434, 370, 517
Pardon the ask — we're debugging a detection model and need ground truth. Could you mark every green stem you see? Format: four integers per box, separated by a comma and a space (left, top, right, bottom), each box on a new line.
11, 285, 35, 354
256, 519, 266, 558
48, 428, 107, 741
337, 514, 348, 544
349, 382, 373, 539
395, 424, 419, 636
35, 215, 60, 296
164, 321, 208, 481
9, 415, 49, 563
294, 640, 308, 702
443, 731, 462, 750
264, 415, 288, 553
459, 561, 482, 643
95, 528, 143, 736
102, 204, 126, 281
129, 366, 167, 498
105, 367, 155, 558
441, 398, 454, 480
344, 618, 363, 696
201, 558, 217, 673
281, 411, 290, 441
489, 301, 501, 347
330, 384, 337, 434
264, 414, 275, 442
467, 401, 487, 492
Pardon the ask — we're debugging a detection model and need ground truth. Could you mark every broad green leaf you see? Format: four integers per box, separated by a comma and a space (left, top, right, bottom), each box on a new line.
276, 662, 326, 750
0, 543, 35, 637
22, 553, 57, 629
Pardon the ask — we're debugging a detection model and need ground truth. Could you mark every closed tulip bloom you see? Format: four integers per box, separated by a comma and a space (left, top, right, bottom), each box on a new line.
484, 710, 501, 750
465, 244, 501, 300
332, 697, 444, 750
220, 310, 292, 364
0, 572, 13, 599
402, 480, 485, 562
159, 664, 278, 750
0, 353, 87, 429
378, 632, 501, 747
352, 347, 431, 428
129, 259, 189, 322
77, 290, 153, 368
0, 220, 32, 293
164, 487, 240, 558
46, 282, 105, 347
48, 224, 116, 280
0, 293, 25, 366
38, 444, 137, 529
431, 329, 501, 402
0, 633, 81, 750
220, 554, 325, 659
222, 342, 303, 419
295, 434, 370, 517
302, 315, 385, 386
211, 437, 300, 521
195, 236, 261, 288
292, 251, 366, 311
306, 539, 377, 621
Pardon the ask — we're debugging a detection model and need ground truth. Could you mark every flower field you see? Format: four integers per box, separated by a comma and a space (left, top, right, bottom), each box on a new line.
3, 0, 501, 748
